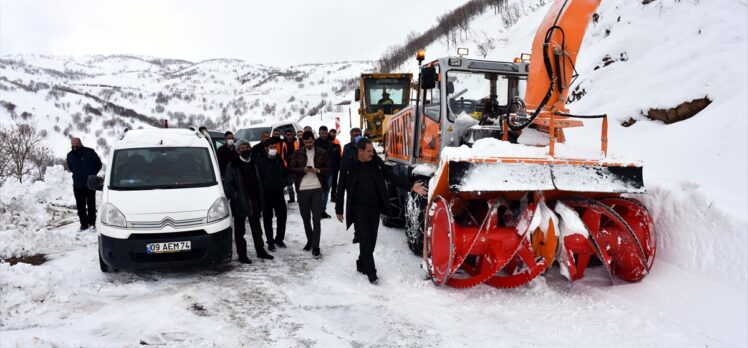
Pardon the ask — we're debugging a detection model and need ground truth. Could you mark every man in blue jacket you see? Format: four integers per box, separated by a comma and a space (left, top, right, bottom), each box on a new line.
66, 138, 102, 230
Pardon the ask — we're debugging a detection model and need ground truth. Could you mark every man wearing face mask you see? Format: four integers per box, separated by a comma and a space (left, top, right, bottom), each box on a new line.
66, 137, 102, 230
256, 138, 288, 251
217, 131, 238, 177
223, 140, 275, 263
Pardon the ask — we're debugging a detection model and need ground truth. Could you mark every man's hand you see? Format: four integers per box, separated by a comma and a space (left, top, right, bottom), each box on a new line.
304, 166, 319, 174
336, 214, 344, 222
411, 181, 427, 197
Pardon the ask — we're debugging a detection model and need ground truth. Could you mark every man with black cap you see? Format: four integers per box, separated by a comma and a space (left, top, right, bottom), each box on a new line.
223, 139, 274, 263
255, 137, 288, 251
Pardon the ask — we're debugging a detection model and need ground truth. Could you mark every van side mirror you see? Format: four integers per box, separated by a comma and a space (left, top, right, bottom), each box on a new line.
354, 88, 361, 102
420, 67, 437, 90
88, 175, 104, 191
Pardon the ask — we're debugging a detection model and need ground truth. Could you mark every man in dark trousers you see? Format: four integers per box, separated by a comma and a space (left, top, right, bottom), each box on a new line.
223, 140, 274, 263
255, 138, 288, 251
289, 131, 330, 258
216, 131, 237, 176
315, 126, 334, 219
66, 137, 102, 230
340, 127, 362, 243
335, 138, 427, 283
283, 129, 298, 203
327, 129, 342, 200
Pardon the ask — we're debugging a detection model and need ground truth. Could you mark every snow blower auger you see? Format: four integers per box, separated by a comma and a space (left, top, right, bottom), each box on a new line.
381, 0, 657, 289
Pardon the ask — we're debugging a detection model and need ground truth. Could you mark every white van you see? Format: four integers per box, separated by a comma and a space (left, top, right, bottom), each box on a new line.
271, 121, 302, 138
92, 128, 232, 272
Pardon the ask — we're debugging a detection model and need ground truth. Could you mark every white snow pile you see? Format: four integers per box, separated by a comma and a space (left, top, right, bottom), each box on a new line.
0, 166, 87, 258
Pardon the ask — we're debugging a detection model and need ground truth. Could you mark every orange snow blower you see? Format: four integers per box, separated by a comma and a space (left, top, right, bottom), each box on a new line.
382, 0, 655, 289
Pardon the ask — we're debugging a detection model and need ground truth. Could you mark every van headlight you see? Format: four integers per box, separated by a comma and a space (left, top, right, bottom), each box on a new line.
207, 197, 229, 223
101, 203, 126, 228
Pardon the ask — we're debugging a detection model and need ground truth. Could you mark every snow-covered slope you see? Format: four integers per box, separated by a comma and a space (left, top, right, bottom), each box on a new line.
0, 55, 370, 158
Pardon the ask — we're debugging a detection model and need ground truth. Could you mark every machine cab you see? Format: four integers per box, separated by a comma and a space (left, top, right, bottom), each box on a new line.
385, 56, 529, 165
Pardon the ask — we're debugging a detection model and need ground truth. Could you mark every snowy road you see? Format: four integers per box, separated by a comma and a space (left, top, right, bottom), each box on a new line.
1, 203, 745, 347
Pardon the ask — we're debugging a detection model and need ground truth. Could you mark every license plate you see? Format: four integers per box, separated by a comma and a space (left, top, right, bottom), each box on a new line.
146, 241, 191, 254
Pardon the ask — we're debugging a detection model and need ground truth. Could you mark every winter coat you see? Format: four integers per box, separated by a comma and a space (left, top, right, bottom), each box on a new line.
328, 138, 342, 171
342, 142, 357, 163
288, 146, 330, 192
283, 139, 298, 167
66, 147, 102, 188
216, 145, 238, 177
335, 155, 411, 230
255, 152, 288, 192
223, 158, 261, 217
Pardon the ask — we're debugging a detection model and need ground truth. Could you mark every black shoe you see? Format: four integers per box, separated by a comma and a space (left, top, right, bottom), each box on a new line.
356, 259, 365, 274
352, 234, 359, 244
303, 243, 312, 252
312, 248, 322, 258
238, 257, 252, 264
287, 199, 295, 203
321, 212, 331, 219
257, 251, 274, 260
268, 244, 276, 252
275, 240, 287, 248
367, 272, 379, 284
79, 224, 89, 231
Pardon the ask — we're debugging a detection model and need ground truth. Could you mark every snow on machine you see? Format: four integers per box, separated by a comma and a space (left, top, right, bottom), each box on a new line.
383, 0, 656, 288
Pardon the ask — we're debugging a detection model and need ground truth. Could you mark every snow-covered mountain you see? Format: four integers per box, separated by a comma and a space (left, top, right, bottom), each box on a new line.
0, 0, 746, 346
0, 55, 371, 157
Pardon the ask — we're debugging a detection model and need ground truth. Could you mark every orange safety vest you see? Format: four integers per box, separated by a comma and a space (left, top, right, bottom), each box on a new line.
332, 138, 342, 156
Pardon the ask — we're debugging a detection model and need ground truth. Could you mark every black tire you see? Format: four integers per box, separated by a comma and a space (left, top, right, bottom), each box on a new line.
382, 181, 406, 228
405, 192, 426, 256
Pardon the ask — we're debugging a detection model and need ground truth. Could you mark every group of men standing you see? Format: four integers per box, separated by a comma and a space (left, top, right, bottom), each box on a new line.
65, 125, 426, 285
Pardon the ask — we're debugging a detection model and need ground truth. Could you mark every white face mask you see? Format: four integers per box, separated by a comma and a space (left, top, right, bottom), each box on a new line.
226, 139, 234, 146
268, 149, 278, 157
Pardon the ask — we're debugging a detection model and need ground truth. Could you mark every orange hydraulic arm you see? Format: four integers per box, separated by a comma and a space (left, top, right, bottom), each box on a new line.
525, 0, 601, 117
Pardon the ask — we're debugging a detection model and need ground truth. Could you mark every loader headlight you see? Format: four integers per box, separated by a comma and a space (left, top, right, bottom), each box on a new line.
207, 197, 229, 223
101, 203, 126, 228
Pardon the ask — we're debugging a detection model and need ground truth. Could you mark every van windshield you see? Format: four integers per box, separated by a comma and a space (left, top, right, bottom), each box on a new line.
110, 147, 216, 190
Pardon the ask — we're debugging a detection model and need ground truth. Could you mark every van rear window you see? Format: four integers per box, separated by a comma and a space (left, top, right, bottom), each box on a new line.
110, 147, 216, 190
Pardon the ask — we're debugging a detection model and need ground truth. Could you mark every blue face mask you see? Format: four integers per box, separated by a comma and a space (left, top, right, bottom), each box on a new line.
354, 135, 363, 143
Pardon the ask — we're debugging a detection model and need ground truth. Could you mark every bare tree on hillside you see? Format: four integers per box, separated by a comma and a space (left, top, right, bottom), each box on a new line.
0, 120, 48, 183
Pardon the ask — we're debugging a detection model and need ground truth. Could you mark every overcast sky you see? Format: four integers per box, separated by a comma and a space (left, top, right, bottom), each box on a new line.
0, 0, 466, 66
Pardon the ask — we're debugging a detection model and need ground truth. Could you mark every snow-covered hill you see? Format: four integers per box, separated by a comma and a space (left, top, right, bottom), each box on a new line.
0, 55, 370, 157
0, 0, 746, 347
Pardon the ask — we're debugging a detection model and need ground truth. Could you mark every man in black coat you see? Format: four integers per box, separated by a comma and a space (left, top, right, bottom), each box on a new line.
314, 126, 334, 219
283, 129, 298, 203
223, 140, 274, 263
255, 138, 288, 251
341, 127, 362, 163
217, 131, 237, 177
250, 131, 270, 161
66, 137, 102, 230
335, 138, 427, 283
327, 129, 342, 200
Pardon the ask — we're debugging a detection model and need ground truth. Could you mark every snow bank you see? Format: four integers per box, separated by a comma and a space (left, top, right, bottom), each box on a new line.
0, 165, 84, 258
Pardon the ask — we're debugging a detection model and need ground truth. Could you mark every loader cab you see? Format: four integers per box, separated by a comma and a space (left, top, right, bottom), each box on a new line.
414, 58, 529, 164
356, 73, 413, 142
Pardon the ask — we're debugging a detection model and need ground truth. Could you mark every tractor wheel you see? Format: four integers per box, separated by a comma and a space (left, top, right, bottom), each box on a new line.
405, 192, 426, 256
